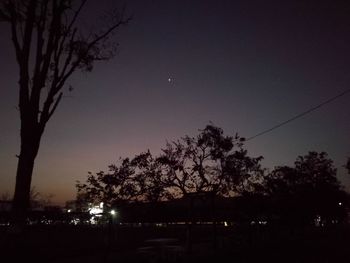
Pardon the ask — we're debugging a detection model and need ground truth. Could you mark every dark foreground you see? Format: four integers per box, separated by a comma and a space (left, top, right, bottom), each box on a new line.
1, 223, 350, 263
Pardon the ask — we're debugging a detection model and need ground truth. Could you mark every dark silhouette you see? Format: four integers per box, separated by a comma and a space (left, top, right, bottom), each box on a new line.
76, 124, 264, 206
157, 124, 264, 197
1, 151, 349, 262
263, 151, 348, 226
76, 151, 168, 207
0, 0, 130, 227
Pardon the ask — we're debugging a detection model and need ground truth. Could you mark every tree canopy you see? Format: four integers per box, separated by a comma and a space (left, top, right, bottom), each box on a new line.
263, 151, 347, 224
76, 129, 349, 226
76, 125, 264, 206
157, 125, 264, 197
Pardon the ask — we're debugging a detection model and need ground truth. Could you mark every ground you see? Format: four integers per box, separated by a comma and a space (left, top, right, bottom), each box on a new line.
1, 223, 350, 263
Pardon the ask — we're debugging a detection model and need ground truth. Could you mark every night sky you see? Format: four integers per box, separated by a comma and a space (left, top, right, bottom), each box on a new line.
1, 0, 349, 205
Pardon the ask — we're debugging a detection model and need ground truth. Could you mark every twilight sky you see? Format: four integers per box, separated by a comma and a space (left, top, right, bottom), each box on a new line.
0, 0, 349, 205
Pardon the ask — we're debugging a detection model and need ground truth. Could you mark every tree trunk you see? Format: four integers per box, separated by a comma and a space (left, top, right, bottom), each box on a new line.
12, 127, 41, 227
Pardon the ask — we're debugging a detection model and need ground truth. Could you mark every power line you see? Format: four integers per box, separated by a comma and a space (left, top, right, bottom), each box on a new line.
246, 88, 350, 142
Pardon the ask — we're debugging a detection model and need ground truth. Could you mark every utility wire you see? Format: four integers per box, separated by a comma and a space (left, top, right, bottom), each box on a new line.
246, 88, 350, 142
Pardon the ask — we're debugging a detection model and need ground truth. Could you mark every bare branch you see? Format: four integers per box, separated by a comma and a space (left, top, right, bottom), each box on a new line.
48, 92, 63, 120
55, 0, 87, 72
32, 0, 49, 89
8, 2, 22, 63
22, 0, 37, 66
58, 28, 77, 80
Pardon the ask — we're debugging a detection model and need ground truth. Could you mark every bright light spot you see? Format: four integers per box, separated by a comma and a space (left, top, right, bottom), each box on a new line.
338, 202, 342, 206
315, 215, 322, 227
71, 218, 80, 225
89, 207, 103, 215
90, 216, 99, 224
110, 210, 116, 216
168, 78, 172, 82
224, 221, 228, 227
99, 202, 104, 208
67, 209, 71, 213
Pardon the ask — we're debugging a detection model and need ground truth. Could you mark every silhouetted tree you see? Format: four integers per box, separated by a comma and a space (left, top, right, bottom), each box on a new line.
158, 125, 264, 198
131, 151, 172, 202
263, 151, 347, 225
0, 0, 130, 225
76, 151, 169, 207
76, 158, 139, 207
77, 125, 263, 206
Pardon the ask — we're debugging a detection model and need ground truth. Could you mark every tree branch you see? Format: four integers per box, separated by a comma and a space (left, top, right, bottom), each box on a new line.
87, 8, 131, 49
47, 92, 63, 120
22, 0, 36, 67
32, 0, 48, 89
8, 1, 21, 57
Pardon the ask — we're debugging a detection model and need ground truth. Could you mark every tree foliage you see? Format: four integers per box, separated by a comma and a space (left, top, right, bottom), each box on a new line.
265, 152, 341, 195
263, 151, 347, 224
158, 125, 263, 197
76, 151, 170, 207
77, 125, 264, 206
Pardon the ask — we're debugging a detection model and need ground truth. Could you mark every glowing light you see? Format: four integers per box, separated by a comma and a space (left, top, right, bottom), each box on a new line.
224, 221, 228, 227
338, 202, 342, 206
110, 209, 116, 216
71, 218, 80, 225
89, 207, 103, 215
67, 209, 71, 213
99, 202, 104, 208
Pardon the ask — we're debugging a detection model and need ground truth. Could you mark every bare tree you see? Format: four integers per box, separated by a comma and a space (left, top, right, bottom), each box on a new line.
0, 0, 130, 225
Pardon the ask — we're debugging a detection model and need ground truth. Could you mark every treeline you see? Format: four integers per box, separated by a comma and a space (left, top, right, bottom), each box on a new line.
76, 125, 349, 223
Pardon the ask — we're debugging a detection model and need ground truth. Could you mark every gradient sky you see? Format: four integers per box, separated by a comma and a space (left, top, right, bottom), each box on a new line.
1, 0, 349, 205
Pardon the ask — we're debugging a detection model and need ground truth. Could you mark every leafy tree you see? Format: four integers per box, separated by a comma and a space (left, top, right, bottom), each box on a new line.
1, 0, 130, 224
157, 125, 264, 198
77, 125, 264, 206
76, 151, 169, 207
131, 151, 171, 202
263, 151, 347, 225
264, 166, 299, 196
76, 158, 139, 207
